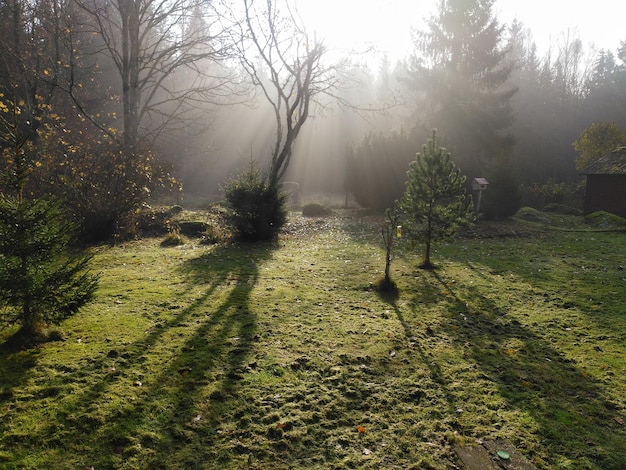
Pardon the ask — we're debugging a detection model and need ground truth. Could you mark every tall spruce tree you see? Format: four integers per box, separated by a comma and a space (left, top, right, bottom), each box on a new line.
399, 130, 473, 269
406, 0, 517, 175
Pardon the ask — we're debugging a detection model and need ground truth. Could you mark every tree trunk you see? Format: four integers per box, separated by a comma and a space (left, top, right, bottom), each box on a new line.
422, 200, 434, 269
422, 238, 433, 269
119, 0, 140, 153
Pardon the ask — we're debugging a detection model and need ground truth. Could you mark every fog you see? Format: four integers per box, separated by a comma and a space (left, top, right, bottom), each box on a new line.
156, 0, 626, 206
166, 57, 410, 202
3, 0, 625, 211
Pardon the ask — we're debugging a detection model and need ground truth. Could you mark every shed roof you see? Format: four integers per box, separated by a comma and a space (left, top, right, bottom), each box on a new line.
580, 147, 626, 175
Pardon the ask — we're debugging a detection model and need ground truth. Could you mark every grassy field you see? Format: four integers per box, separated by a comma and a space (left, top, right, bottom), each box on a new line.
1, 210, 624, 469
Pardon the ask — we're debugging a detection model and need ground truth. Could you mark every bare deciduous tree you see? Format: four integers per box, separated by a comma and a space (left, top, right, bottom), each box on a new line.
237, 0, 335, 186
73, 0, 236, 150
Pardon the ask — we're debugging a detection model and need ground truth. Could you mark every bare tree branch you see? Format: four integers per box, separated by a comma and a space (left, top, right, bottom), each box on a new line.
235, 0, 337, 185
72, 0, 242, 150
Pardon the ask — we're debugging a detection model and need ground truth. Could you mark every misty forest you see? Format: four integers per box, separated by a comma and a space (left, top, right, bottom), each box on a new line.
2, 0, 626, 228
1, 0, 626, 469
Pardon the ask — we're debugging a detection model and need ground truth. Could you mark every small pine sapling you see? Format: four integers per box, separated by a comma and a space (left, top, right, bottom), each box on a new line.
399, 130, 474, 269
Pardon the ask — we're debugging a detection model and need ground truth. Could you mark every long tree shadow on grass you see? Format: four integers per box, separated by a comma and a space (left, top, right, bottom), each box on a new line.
97, 240, 278, 468
1, 241, 276, 468
0, 340, 39, 409
455, 232, 626, 336
375, 275, 473, 470
413, 268, 625, 469
376, 284, 459, 412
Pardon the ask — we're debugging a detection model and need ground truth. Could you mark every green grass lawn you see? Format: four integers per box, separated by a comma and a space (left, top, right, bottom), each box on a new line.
1, 210, 624, 469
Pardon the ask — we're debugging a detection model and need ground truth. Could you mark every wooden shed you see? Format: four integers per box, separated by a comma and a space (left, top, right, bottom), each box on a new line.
580, 147, 626, 218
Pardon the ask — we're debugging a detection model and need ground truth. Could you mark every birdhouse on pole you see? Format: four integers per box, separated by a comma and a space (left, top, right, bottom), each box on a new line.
471, 177, 489, 215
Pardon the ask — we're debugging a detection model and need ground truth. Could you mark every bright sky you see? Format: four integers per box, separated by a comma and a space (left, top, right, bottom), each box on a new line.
298, 0, 625, 65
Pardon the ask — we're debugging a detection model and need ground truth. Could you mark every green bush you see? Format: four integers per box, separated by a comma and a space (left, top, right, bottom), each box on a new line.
515, 207, 550, 223
345, 128, 428, 211
223, 164, 287, 242
302, 203, 332, 217
520, 180, 584, 210
543, 203, 583, 215
585, 211, 626, 229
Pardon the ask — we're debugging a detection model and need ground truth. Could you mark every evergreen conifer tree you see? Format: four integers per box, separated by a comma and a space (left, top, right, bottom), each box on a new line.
407, 0, 516, 175
222, 160, 287, 242
0, 95, 99, 342
400, 131, 473, 269
0, 197, 99, 338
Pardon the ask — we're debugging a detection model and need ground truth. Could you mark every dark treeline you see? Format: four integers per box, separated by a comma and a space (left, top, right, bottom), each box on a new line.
1, 0, 625, 239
